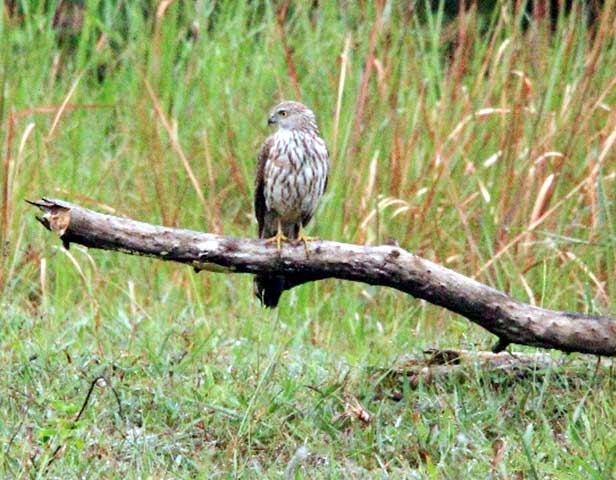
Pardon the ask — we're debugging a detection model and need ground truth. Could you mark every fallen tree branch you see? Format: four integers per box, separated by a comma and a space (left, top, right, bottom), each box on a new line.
370, 349, 613, 392
28, 198, 616, 356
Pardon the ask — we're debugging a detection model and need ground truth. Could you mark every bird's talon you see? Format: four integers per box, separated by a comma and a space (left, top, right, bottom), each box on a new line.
295, 235, 319, 246
296, 226, 319, 255
264, 225, 288, 253
264, 234, 288, 252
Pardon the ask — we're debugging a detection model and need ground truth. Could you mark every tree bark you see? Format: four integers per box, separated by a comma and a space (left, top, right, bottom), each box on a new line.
28, 198, 616, 356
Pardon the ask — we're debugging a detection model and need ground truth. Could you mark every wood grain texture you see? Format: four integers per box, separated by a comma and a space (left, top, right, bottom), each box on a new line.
29, 198, 616, 356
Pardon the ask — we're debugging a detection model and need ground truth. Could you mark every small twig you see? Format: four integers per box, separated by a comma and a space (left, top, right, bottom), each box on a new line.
74, 376, 102, 423
44, 375, 124, 473
4, 407, 28, 477
5, 413, 26, 456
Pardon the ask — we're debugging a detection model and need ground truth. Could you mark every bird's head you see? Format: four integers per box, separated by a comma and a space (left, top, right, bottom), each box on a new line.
267, 101, 317, 131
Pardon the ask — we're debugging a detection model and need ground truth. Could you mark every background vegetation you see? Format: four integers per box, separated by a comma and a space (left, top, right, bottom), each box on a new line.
1, 0, 615, 477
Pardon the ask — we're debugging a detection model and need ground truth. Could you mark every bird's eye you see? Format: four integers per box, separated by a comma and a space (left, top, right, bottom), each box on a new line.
279, 110, 287, 117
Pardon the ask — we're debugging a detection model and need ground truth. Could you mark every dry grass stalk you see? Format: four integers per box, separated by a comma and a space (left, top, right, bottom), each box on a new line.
0, 111, 15, 283
144, 78, 208, 219
349, 0, 385, 158
276, 1, 302, 100
332, 34, 352, 162
46, 71, 84, 141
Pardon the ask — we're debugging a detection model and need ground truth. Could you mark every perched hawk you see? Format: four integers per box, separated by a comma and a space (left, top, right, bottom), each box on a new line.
254, 101, 329, 307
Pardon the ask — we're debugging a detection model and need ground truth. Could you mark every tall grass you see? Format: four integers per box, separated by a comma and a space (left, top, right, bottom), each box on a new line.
1, 1, 615, 477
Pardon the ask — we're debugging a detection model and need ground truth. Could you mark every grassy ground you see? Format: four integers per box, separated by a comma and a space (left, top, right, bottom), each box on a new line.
1, 1, 615, 477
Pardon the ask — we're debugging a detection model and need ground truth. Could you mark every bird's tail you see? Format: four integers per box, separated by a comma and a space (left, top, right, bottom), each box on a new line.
254, 222, 299, 308
254, 274, 286, 308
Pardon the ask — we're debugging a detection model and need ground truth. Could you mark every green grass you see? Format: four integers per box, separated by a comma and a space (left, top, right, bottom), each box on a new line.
2, 1, 616, 477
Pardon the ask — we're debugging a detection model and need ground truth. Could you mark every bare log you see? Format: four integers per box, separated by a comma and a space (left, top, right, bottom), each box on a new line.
28, 198, 616, 356
370, 349, 613, 391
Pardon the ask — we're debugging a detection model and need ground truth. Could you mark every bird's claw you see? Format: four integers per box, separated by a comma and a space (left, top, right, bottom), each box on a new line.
264, 230, 288, 253
296, 226, 318, 256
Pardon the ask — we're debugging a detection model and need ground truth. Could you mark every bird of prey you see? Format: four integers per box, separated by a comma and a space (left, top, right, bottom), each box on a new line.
254, 101, 329, 308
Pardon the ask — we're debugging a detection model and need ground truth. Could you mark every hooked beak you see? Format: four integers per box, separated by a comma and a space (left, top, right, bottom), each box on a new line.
267, 115, 277, 126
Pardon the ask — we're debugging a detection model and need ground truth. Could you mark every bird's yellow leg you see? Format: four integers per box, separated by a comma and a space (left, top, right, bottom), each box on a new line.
264, 220, 288, 252
296, 224, 319, 254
